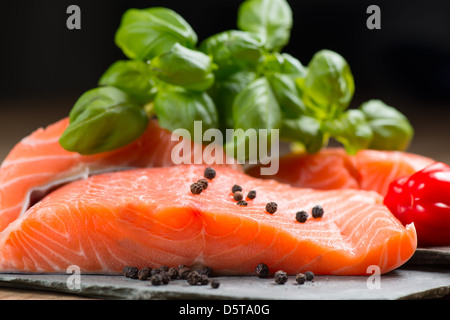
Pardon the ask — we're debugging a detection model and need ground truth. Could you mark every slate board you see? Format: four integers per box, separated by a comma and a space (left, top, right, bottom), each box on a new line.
1, 265, 450, 300
408, 246, 450, 265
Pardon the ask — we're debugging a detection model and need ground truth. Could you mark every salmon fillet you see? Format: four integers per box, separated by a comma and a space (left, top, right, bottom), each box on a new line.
0, 165, 416, 275
247, 148, 435, 196
0, 118, 240, 232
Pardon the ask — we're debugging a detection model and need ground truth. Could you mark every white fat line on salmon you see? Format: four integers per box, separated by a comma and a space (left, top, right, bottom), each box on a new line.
19, 166, 137, 217
170, 121, 280, 175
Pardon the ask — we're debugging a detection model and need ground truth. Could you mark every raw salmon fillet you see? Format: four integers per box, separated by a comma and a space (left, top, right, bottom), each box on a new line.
0, 118, 240, 233
247, 148, 435, 196
0, 165, 416, 275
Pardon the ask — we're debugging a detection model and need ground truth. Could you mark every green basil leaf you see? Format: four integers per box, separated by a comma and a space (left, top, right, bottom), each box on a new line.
98, 60, 156, 103
60, 86, 148, 155
299, 49, 355, 119
150, 43, 215, 91
264, 52, 306, 76
153, 86, 218, 142
115, 7, 197, 60
359, 99, 414, 151
237, 0, 293, 51
199, 30, 264, 79
280, 115, 325, 153
323, 109, 373, 155
267, 73, 307, 118
208, 71, 256, 131
233, 77, 282, 131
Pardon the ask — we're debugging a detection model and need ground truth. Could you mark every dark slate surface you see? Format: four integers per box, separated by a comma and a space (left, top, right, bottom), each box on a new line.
0, 265, 450, 300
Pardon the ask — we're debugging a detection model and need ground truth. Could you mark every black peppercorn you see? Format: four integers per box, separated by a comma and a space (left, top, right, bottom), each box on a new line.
266, 202, 277, 214
274, 270, 288, 284
295, 273, 307, 284
236, 200, 248, 206
158, 265, 169, 273
233, 191, 244, 201
204, 167, 216, 179
187, 271, 202, 285
312, 205, 324, 218
150, 274, 163, 285
296, 210, 308, 223
123, 266, 139, 279
210, 279, 220, 289
160, 272, 171, 284
247, 190, 256, 200
199, 275, 210, 285
137, 267, 152, 281
198, 178, 208, 190
190, 182, 203, 195
178, 267, 191, 279
232, 184, 242, 193
167, 267, 178, 279
305, 271, 314, 281
255, 263, 269, 278
199, 266, 213, 277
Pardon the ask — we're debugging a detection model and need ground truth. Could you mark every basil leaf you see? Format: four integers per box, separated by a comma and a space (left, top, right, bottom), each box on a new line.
267, 73, 306, 118
115, 7, 197, 60
237, 0, 293, 51
323, 109, 373, 155
299, 49, 355, 119
359, 99, 414, 151
153, 86, 218, 142
233, 77, 282, 131
199, 30, 264, 79
264, 52, 306, 76
208, 71, 256, 131
98, 60, 156, 103
150, 43, 215, 91
60, 87, 148, 155
280, 115, 325, 153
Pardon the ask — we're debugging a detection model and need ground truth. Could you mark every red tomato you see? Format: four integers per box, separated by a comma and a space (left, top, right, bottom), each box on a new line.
384, 162, 450, 246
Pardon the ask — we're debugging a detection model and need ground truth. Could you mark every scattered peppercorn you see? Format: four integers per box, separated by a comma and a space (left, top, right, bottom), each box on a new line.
137, 267, 152, 281
210, 279, 220, 289
167, 267, 178, 279
312, 205, 324, 218
150, 268, 160, 276
199, 266, 213, 277
232, 184, 242, 193
199, 275, 210, 285
204, 167, 216, 179
160, 272, 171, 284
236, 200, 248, 206
296, 210, 308, 223
187, 271, 202, 285
274, 270, 288, 284
247, 190, 256, 200
158, 265, 169, 273
305, 271, 315, 281
255, 263, 269, 278
266, 202, 277, 214
123, 266, 139, 279
295, 273, 307, 284
150, 274, 163, 285
198, 178, 208, 190
178, 267, 191, 279
190, 182, 203, 195
233, 191, 244, 201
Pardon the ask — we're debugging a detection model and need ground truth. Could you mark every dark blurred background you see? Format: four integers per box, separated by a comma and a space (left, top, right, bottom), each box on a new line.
0, 0, 449, 162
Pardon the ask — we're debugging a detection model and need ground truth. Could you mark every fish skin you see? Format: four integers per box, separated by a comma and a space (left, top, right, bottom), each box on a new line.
0, 118, 241, 232
246, 148, 435, 196
0, 165, 417, 276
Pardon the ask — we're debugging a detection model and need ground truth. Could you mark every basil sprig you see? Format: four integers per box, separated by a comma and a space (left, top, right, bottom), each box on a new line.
60, 1, 414, 158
